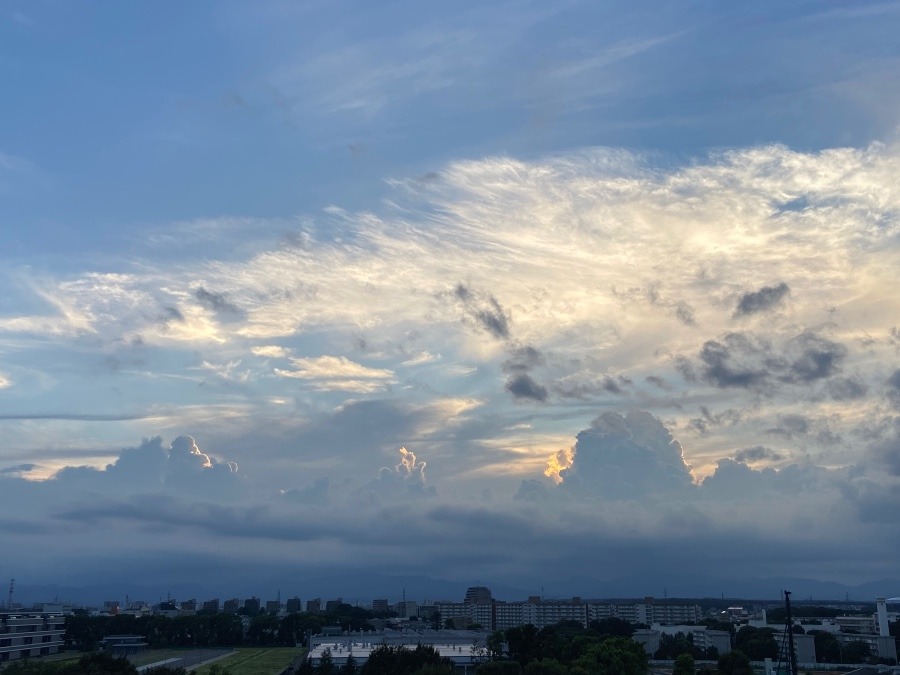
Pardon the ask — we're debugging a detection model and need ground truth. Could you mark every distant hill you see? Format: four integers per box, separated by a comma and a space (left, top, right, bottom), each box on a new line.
12, 573, 899, 607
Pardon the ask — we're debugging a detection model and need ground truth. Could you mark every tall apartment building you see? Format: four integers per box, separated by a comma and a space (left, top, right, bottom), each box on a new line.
286, 597, 302, 614
465, 587, 493, 604
223, 598, 240, 614
371, 599, 389, 614
202, 599, 220, 613
306, 598, 321, 614
0, 612, 66, 663
587, 598, 702, 626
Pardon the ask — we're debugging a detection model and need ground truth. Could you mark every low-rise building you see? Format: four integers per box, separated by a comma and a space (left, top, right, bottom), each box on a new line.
99, 634, 148, 656
0, 612, 66, 663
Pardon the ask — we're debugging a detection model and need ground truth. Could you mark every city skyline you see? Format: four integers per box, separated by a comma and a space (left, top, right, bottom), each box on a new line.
2, 2, 900, 596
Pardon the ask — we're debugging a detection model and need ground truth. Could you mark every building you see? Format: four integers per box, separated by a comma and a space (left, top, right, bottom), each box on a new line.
286, 597, 302, 614
223, 598, 240, 614
835, 632, 898, 663
779, 633, 816, 666
99, 634, 148, 656
587, 599, 702, 626
325, 599, 344, 613
465, 587, 493, 605
307, 598, 322, 614
307, 641, 489, 674
632, 626, 731, 657
266, 600, 281, 614
181, 599, 197, 612
396, 601, 418, 619
834, 615, 878, 634
0, 612, 66, 663
372, 599, 389, 614
243, 597, 261, 614
202, 599, 220, 614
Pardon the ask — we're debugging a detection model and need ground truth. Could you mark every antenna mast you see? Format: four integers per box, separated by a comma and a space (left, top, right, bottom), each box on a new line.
784, 590, 798, 675
7, 579, 14, 608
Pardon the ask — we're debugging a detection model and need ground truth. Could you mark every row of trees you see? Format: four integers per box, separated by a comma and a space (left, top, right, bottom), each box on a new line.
0, 653, 186, 675
64, 605, 378, 651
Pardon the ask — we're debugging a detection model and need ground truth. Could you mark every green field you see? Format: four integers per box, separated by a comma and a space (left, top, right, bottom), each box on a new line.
191, 647, 305, 675
130, 649, 190, 667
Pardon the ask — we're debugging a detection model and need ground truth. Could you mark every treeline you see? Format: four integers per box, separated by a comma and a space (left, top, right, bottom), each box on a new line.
0, 652, 185, 675
65, 605, 378, 651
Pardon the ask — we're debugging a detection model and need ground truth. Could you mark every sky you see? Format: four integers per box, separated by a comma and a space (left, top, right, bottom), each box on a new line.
2, 0, 900, 603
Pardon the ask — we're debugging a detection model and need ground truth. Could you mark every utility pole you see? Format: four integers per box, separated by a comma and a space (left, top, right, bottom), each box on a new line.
784, 590, 798, 675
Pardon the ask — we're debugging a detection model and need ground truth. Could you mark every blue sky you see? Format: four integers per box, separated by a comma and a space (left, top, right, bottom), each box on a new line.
2, 1, 900, 599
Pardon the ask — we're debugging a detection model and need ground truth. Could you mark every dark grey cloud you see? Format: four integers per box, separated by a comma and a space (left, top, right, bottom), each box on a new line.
502, 345, 544, 374
0, 412, 153, 421
283, 477, 330, 504
559, 410, 693, 498
451, 282, 511, 339
46, 435, 241, 498
674, 355, 698, 383
764, 414, 809, 438
505, 373, 549, 402
701, 459, 835, 499
0, 463, 36, 475
887, 369, 900, 407
162, 306, 185, 323
867, 417, 900, 476
688, 406, 743, 436
674, 301, 696, 327
699, 333, 769, 388
733, 446, 782, 463
828, 376, 868, 401
513, 479, 549, 502
734, 282, 790, 316
195, 286, 241, 314
782, 332, 847, 383
698, 331, 847, 390
645, 375, 671, 390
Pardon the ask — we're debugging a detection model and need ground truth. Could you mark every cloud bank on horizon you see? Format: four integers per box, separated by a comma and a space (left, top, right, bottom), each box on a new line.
1, 0, 899, 595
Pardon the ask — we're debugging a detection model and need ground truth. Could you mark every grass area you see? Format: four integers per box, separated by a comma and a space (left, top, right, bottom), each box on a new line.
191, 647, 304, 675
35, 652, 83, 664
129, 648, 191, 667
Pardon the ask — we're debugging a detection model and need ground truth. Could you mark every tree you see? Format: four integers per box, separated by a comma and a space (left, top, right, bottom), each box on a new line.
342, 654, 358, 675
505, 624, 540, 667
734, 626, 777, 661
361, 644, 452, 675
411, 666, 456, 675
487, 630, 507, 660
429, 611, 442, 631
523, 658, 569, 674
317, 648, 335, 675
588, 618, 635, 638
716, 649, 751, 675
841, 640, 871, 664
654, 631, 694, 660
572, 637, 648, 675
808, 630, 840, 663
673, 653, 696, 675
476, 662, 522, 675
